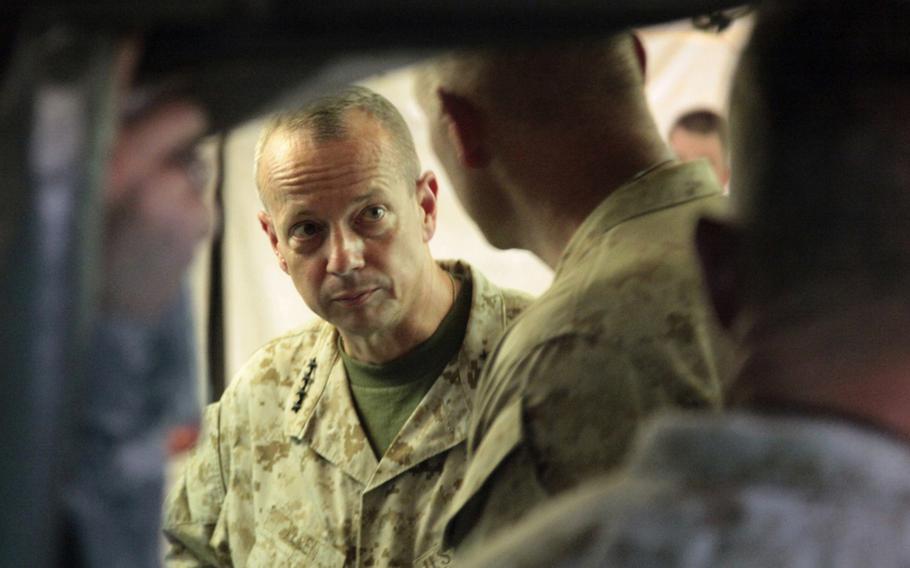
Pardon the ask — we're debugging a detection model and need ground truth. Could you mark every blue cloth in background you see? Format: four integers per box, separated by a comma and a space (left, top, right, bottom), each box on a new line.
65, 285, 201, 568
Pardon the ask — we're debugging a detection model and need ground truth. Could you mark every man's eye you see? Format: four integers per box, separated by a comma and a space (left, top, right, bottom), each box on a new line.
361, 206, 387, 222
291, 222, 322, 238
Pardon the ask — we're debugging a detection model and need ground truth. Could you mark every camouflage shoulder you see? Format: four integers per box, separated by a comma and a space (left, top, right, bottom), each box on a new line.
223, 319, 331, 397
443, 258, 535, 322
500, 287, 535, 323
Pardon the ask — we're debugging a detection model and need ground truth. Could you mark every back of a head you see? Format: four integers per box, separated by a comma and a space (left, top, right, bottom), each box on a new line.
732, 0, 910, 313
425, 35, 649, 133
418, 35, 667, 223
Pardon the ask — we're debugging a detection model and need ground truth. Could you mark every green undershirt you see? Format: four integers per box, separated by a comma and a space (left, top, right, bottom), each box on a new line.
340, 274, 473, 459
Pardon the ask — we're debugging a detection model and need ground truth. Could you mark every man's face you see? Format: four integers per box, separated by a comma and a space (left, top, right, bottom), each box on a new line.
258, 114, 436, 338
669, 127, 730, 186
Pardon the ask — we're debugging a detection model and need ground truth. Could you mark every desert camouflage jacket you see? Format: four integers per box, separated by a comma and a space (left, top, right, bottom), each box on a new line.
163, 261, 531, 567
444, 161, 736, 551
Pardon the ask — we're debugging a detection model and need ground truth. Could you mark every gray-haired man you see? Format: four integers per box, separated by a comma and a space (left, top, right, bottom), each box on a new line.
163, 87, 530, 567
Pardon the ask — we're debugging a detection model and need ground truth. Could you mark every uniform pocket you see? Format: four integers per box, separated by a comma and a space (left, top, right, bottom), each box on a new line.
246, 528, 346, 568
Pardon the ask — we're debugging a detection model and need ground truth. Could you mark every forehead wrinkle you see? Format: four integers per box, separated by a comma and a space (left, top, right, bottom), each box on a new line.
264, 156, 401, 218
260, 118, 412, 217
264, 134, 355, 185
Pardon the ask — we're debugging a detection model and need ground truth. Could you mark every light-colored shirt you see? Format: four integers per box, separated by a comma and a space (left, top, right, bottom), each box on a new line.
445, 161, 734, 549
463, 410, 910, 568
163, 261, 531, 567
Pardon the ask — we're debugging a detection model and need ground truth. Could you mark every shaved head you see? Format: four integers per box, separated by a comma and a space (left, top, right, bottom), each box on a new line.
255, 86, 420, 209
415, 35, 668, 260
417, 35, 645, 131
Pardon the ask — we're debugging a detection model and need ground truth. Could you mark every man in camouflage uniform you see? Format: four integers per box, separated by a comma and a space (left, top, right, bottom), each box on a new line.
417, 36, 734, 550
459, 1, 910, 566
163, 87, 530, 567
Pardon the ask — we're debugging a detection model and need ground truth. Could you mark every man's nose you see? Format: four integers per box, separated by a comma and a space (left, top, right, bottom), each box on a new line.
326, 227, 365, 276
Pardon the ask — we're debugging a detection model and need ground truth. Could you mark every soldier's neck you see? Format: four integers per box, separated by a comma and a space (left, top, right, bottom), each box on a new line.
735, 297, 910, 441
514, 147, 673, 270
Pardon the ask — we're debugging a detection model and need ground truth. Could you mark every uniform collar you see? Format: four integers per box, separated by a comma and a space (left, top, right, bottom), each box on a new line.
556, 160, 723, 277
281, 322, 379, 484
283, 260, 507, 488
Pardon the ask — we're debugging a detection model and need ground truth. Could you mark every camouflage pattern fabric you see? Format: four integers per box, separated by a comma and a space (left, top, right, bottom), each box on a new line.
163, 261, 531, 567
461, 411, 910, 567
444, 161, 735, 551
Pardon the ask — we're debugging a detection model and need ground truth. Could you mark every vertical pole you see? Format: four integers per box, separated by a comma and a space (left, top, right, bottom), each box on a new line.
0, 24, 119, 566
207, 135, 226, 401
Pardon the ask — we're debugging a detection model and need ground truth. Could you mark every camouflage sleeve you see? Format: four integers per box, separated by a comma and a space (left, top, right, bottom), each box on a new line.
450, 328, 723, 551
443, 343, 547, 550
459, 477, 617, 568
162, 402, 229, 567
498, 333, 713, 491
518, 335, 643, 489
469, 347, 525, 455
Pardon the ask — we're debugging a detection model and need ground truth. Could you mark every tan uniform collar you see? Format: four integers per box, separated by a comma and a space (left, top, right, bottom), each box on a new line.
556, 160, 723, 277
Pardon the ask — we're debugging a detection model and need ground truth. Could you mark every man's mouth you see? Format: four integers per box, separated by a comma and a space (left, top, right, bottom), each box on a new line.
331, 288, 379, 306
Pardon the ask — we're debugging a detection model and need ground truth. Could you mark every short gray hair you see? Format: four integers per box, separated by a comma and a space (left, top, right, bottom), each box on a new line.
255, 86, 420, 194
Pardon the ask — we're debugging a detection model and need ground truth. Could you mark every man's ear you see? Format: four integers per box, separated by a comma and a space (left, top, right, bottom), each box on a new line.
718, 163, 732, 188
631, 32, 647, 79
415, 171, 440, 242
695, 216, 742, 330
436, 89, 491, 169
258, 210, 289, 274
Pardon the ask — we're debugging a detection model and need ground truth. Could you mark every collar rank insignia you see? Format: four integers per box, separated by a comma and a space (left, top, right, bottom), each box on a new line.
291, 358, 318, 413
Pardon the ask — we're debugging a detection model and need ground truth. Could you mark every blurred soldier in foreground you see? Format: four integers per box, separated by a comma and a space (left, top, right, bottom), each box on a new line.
669, 108, 730, 187
417, 36, 733, 550
163, 87, 530, 566
462, 1, 910, 565
63, 45, 212, 567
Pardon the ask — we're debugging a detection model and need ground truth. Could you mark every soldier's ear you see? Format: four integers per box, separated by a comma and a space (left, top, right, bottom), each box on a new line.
258, 210, 289, 274
631, 32, 647, 79
695, 215, 742, 330
436, 89, 491, 169
415, 171, 440, 242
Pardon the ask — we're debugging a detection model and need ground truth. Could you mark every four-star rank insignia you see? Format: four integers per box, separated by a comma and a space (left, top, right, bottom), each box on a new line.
291, 358, 318, 413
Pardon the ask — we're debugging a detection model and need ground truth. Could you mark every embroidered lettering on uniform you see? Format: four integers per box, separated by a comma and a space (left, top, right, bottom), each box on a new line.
299, 536, 316, 558
291, 358, 318, 413
418, 549, 453, 567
